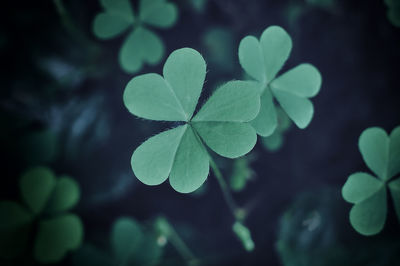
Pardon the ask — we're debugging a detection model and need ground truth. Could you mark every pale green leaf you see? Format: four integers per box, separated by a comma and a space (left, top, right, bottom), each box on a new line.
163, 48, 206, 120
139, 0, 178, 28
192, 81, 260, 122
272, 90, 314, 129
388, 178, 400, 222
388, 126, 400, 178
46, 176, 80, 213
169, 126, 209, 193
123, 73, 187, 121
119, 27, 164, 73
111, 217, 143, 262
342, 172, 383, 204
262, 131, 283, 152
232, 222, 254, 252
349, 186, 387, 236
131, 126, 186, 186
100, 0, 134, 22
238, 36, 266, 82
93, 13, 132, 39
0, 201, 32, 259
250, 87, 277, 136
358, 127, 389, 180
259, 26, 292, 82
270, 63, 322, 97
230, 157, 254, 192
34, 214, 84, 263
20, 167, 56, 215
129, 234, 162, 266
193, 122, 257, 158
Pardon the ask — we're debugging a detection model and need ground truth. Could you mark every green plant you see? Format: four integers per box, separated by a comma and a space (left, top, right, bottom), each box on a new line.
385, 0, 400, 27
342, 126, 400, 235
261, 107, 292, 152
239, 25, 322, 136
93, 0, 178, 73
123, 47, 260, 193
0, 167, 83, 263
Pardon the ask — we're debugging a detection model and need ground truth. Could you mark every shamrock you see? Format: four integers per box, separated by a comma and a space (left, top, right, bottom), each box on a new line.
342, 126, 400, 235
93, 0, 178, 73
0, 167, 83, 263
261, 107, 291, 152
73, 217, 163, 266
238, 25, 322, 136
385, 0, 400, 27
123, 48, 260, 193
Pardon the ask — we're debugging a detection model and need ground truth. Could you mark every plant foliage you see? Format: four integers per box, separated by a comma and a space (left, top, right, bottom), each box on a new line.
0, 167, 83, 263
239, 25, 322, 136
342, 126, 400, 235
123, 48, 260, 193
93, 0, 178, 73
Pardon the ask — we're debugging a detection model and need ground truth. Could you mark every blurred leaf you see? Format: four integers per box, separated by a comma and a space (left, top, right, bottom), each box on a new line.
46, 176, 80, 213
261, 107, 292, 152
93, 0, 178, 73
385, 0, 400, 27
202, 27, 234, 72
388, 178, 400, 221
34, 214, 83, 263
0, 201, 32, 259
20, 167, 56, 215
111, 218, 143, 264
125, 48, 259, 193
229, 156, 254, 192
232, 222, 254, 252
239, 25, 321, 132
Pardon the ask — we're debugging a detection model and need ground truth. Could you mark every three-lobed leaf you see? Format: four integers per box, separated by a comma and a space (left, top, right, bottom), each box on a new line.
124, 48, 260, 193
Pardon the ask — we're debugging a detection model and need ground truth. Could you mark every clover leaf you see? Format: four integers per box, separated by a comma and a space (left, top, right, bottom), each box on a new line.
261, 107, 292, 152
73, 217, 163, 266
342, 126, 400, 235
0, 167, 83, 263
93, 0, 178, 73
229, 156, 255, 192
232, 222, 255, 252
238, 25, 322, 136
123, 48, 260, 193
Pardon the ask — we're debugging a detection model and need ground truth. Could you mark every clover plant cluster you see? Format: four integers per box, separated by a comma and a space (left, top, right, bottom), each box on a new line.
93, 0, 178, 73
342, 126, 400, 235
0, 167, 83, 263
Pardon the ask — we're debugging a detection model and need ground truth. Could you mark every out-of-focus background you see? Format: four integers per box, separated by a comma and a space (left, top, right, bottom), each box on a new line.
1, 0, 400, 265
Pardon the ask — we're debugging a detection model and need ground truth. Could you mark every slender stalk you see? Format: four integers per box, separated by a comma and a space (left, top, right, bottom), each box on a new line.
209, 156, 245, 222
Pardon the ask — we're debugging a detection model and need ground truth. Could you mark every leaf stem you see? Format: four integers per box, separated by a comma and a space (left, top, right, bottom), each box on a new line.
209, 156, 245, 222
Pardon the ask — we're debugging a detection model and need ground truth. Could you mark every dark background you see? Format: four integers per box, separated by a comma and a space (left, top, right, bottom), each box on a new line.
1, 0, 400, 265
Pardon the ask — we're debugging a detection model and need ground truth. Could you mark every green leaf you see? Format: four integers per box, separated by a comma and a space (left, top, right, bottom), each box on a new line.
270, 64, 322, 98
46, 176, 80, 213
192, 80, 260, 122
342, 173, 383, 204
262, 131, 284, 152
238, 36, 267, 82
93, 13, 132, 39
169, 126, 209, 193
388, 126, 400, 178
349, 186, 387, 236
388, 7, 400, 27
100, 0, 134, 21
232, 222, 254, 252
34, 214, 84, 263
250, 87, 277, 137
119, 27, 164, 73
20, 167, 56, 215
0, 201, 32, 259
230, 157, 254, 192
358, 127, 389, 180
163, 48, 206, 120
272, 89, 314, 129
139, 0, 178, 28
388, 178, 400, 222
129, 233, 162, 266
123, 73, 187, 121
193, 122, 257, 158
259, 26, 292, 82
131, 126, 186, 186
111, 217, 143, 263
